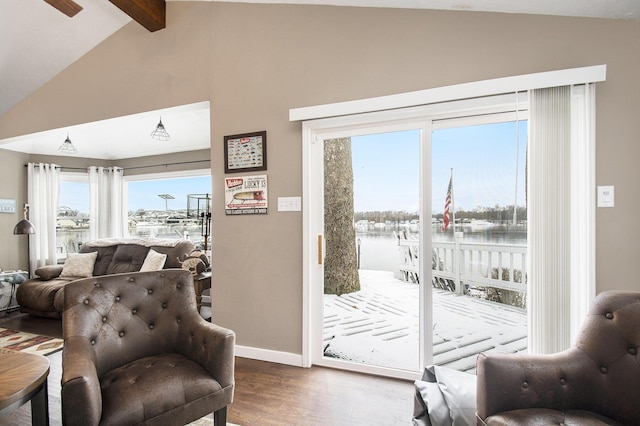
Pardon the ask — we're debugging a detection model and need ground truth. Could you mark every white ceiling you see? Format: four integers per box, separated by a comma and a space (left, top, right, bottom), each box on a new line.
1, 0, 639, 160
0, 101, 211, 161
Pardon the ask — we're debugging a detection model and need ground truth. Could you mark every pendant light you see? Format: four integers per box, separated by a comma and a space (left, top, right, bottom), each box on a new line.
58, 133, 77, 154
151, 117, 170, 141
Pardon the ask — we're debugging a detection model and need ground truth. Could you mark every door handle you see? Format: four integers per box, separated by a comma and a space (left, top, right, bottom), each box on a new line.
317, 235, 323, 265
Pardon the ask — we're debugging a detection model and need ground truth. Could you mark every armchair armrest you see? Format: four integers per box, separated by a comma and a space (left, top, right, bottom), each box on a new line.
476, 348, 589, 421
61, 337, 102, 426
179, 318, 236, 389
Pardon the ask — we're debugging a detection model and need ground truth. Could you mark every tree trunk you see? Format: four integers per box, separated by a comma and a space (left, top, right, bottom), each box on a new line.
324, 137, 360, 295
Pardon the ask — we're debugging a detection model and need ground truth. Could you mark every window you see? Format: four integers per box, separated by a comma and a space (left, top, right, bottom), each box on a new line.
125, 170, 212, 249
57, 173, 90, 260
295, 66, 603, 376
56, 170, 212, 260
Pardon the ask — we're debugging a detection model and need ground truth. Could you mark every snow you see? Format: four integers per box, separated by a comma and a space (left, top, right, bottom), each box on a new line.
323, 270, 527, 373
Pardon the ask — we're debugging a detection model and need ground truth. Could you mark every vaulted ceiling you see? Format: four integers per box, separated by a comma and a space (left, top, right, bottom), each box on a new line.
1, 0, 639, 160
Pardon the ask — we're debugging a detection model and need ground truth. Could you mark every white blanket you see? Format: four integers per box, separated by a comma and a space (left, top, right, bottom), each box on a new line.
84, 238, 182, 248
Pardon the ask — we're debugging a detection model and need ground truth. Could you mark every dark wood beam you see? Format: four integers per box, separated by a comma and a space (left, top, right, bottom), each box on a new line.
108, 0, 166, 32
44, 0, 83, 17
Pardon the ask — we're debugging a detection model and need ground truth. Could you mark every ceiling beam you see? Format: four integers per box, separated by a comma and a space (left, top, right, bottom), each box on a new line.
108, 0, 166, 32
43, 0, 83, 17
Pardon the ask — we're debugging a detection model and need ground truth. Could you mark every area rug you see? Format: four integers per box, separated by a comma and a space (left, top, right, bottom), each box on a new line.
187, 418, 240, 426
0, 327, 64, 356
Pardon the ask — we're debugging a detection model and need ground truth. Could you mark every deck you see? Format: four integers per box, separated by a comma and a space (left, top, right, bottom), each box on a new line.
323, 269, 527, 373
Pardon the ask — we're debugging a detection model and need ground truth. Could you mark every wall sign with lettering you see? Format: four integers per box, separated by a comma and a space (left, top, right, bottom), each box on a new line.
0, 199, 16, 214
224, 175, 268, 215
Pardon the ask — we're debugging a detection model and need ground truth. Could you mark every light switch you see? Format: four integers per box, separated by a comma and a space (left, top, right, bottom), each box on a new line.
597, 186, 614, 208
278, 196, 301, 212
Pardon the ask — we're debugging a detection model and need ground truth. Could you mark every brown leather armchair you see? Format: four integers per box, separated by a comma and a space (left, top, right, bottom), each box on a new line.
476, 290, 640, 426
61, 270, 235, 426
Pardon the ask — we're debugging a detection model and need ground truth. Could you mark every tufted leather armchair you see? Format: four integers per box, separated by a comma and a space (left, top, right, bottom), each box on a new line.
476, 290, 640, 426
61, 269, 235, 426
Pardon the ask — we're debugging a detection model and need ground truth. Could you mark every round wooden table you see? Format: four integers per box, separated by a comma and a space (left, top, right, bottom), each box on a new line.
0, 348, 50, 425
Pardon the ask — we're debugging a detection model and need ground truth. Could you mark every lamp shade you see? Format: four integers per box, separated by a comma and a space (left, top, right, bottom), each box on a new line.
151, 117, 170, 141
13, 219, 36, 235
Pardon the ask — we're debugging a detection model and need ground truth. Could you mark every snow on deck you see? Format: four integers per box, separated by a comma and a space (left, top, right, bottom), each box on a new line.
323, 269, 527, 373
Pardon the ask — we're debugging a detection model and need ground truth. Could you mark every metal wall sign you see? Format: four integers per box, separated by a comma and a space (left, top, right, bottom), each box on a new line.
224, 175, 268, 215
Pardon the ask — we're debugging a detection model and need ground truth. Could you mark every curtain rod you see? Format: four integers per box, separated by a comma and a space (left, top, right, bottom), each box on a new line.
26, 159, 211, 172
124, 159, 210, 171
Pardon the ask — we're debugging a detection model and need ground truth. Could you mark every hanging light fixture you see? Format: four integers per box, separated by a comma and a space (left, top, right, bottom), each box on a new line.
151, 116, 170, 141
58, 133, 77, 154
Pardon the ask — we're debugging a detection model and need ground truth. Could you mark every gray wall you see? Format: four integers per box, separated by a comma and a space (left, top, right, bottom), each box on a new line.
0, 2, 639, 356
0, 150, 31, 271
0, 148, 210, 271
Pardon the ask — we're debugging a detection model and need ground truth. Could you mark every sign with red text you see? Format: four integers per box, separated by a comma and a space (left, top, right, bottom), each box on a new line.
224, 174, 268, 215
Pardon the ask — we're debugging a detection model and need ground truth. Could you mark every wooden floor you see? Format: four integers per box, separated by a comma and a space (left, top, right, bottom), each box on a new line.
0, 313, 415, 425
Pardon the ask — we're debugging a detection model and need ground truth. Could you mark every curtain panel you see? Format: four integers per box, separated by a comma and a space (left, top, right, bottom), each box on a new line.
528, 84, 596, 354
27, 162, 60, 274
88, 166, 126, 240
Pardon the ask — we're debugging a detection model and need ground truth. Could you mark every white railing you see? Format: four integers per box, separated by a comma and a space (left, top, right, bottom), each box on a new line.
398, 237, 527, 296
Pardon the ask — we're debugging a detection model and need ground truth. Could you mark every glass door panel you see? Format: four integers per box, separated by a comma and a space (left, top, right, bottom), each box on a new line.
430, 121, 528, 372
321, 130, 421, 372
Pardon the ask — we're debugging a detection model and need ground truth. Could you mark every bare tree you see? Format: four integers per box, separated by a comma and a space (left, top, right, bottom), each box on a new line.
323, 137, 360, 295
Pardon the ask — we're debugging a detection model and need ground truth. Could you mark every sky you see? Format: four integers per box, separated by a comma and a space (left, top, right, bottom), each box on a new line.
60, 121, 526, 215
352, 121, 528, 214
59, 175, 211, 214
126, 176, 211, 212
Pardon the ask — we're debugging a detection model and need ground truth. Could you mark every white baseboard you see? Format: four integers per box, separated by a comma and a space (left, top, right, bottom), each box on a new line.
235, 344, 305, 367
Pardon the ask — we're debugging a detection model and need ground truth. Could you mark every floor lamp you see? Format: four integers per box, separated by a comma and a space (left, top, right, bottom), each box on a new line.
13, 204, 36, 276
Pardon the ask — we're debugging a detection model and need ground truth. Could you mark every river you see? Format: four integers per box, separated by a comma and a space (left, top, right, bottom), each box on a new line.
355, 222, 527, 278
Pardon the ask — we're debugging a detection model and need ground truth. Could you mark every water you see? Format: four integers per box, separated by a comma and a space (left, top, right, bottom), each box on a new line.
356, 223, 527, 278
56, 223, 208, 259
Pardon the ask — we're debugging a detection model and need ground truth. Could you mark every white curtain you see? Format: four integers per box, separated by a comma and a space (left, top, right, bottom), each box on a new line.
528, 84, 596, 354
27, 163, 60, 274
569, 84, 596, 342
88, 166, 126, 240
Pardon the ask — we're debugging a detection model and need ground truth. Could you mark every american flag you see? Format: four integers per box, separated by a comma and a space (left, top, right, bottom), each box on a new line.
441, 176, 452, 231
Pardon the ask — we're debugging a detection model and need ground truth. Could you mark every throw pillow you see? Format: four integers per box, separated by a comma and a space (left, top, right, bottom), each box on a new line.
189, 250, 210, 267
35, 265, 64, 280
432, 365, 477, 426
140, 249, 167, 272
181, 256, 206, 275
60, 251, 99, 278
414, 379, 451, 426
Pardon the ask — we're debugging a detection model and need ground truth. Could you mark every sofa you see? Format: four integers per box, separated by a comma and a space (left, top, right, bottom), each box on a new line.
476, 290, 640, 426
16, 238, 196, 318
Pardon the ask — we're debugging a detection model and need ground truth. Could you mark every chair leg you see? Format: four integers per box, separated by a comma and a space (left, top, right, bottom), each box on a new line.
213, 406, 227, 426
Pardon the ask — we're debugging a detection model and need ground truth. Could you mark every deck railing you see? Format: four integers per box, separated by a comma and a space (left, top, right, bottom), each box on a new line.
397, 235, 527, 296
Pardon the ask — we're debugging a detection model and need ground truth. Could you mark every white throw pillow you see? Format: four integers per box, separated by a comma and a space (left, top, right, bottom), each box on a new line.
140, 249, 167, 272
432, 365, 477, 426
60, 251, 99, 278
414, 379, 452, 426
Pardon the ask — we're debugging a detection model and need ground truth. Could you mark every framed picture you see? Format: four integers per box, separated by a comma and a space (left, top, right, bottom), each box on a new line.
224, 131, 267, 174
0, 198, 16, 214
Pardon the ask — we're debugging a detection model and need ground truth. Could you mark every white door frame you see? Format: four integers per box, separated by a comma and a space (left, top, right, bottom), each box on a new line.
297, 65, 604, 379
302, 110, 433, 380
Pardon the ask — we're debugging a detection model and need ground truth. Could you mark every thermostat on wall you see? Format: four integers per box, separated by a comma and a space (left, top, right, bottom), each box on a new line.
597, 186, 614, 208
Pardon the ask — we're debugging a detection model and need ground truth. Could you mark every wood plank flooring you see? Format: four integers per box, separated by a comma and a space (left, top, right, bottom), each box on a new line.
0, 313, 415, 425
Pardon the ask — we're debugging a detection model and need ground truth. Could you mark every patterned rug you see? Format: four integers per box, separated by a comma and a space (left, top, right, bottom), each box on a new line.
0, 327, 64, 356
187, 416, 239, 425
